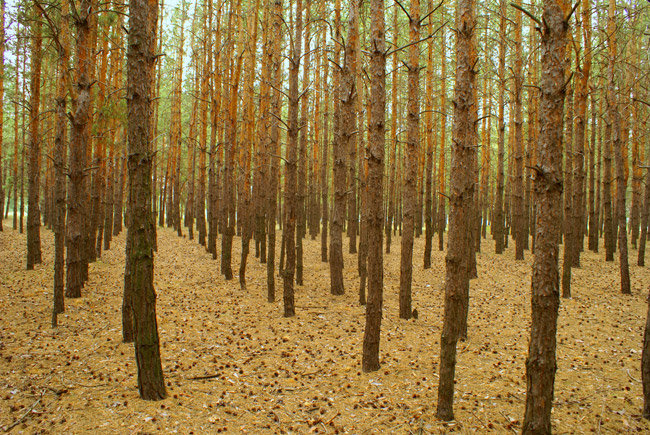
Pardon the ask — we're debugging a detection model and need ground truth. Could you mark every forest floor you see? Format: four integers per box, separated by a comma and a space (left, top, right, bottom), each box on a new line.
1, 219, 650, 434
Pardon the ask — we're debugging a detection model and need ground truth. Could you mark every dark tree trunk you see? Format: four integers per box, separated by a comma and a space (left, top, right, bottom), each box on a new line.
26, 5, 43, 270
362, 0, 385, 373
436, 0, 476, 420
125, 0, 166, 401
399, 0, 420, 319
522, 0, 567, 431
282, 0, 303, 317
52, 0, 70, 327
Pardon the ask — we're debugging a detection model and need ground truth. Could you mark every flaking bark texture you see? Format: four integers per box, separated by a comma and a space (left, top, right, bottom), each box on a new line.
436, 0, 476, 420
282, 0, 303, 317
362, 0, 385, 373
399, 0, 420, 320
522, 0, 567, 431
52, 0, 70, 327
494, 0, 506, 255
26, 5, 43, 270
125, 0, 166, 401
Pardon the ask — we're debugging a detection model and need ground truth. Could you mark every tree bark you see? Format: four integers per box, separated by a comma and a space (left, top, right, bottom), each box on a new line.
362, 0, 385, 373
399, 0, 420, 319
125, 0, 166, 401
26, 4, 43, 270
436, 0, 476, 420
282, 0, 303, 316
522, 0, 567, 431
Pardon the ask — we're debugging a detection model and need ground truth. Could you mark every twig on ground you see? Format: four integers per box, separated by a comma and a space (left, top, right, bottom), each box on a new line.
3, 389, 45, 432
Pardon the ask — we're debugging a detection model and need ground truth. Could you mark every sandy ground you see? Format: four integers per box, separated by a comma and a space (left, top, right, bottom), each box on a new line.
1, 219, 650, 433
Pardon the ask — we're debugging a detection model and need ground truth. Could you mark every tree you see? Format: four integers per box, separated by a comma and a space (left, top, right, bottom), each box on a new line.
436, 0, 476, 420
522, 0, 568, 430
125, 0, 166, 401
282, 0, 304, 317
494, 0, 507, 254
362, 0, 385, 373
330, 0, 345, 296
26, 3, 43, 270
0, 0, 4, 233
513, 0, 525, 261
399, 0, 420, 319
66, 0, 97, 295
52, 0, 71, 327
608, 0, 630, 294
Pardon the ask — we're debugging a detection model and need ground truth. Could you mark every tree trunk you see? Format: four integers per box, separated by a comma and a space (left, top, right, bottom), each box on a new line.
125, 0, 166, 401
52, 0, 70, 327
320, 40, 330, 263
494, 0, 506, 254
0, 0, 4, 233
26, 4, 43, 270
296, 0, 310, 286
513, 0, 525, 261
399, 0, 420, 319
362, 0, 385, 373
436, 0, 476, 420
282, 0, 303, 316
437, 20, 447, 252
423, 6, 435, 269
266, 0, 282, 302
522, 0, 567, 431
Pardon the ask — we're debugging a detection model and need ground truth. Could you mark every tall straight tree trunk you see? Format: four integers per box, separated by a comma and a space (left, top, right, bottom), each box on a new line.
386, 6, 398, 254
423, 2, 436, 268
436, 0, 476, 420
513, 0, 525, 261
239, 0, 260, 290
93, 32, 109, 258
574, 0, 590, 260
494, 0, 506, 254
330, 0, 345, 295
358, 83, 370, 305
399, 0, 420, 320
437, 19, 447, 252
320, 42, 330, 263
125, 0, 166, 400
639, 150, 650, 266
522, 0, 568, 431
603, 81, 615, 260
282, 0, 303, 316
52, 0, 70, 327
609, 0, 629, 294
346, 0, 359, 255
66, 0, 96, 295
266, 0, 282, 302
12, 23, 19, 230
196, 6, 209, 247
295, 0, 310, 286
26, 4, 43, 270
0, 0, 4, 232
362, 0, 385, 373
588, 96, 598, 252
221, 3, 242, 281
561, 62, 574, 298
